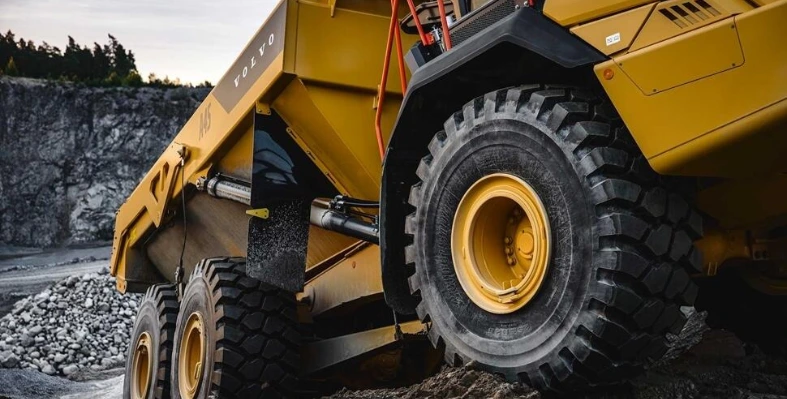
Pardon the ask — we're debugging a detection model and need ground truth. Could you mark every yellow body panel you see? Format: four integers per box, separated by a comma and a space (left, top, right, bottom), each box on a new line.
618, 20, 743, 94
111, 0, 413, 290
595, 0, 787, 177
544, 0, 656, 26
570, 3, 655, 55
629, 0, 751, 51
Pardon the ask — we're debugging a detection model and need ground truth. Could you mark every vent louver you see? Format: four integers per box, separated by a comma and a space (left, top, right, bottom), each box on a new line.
659, 0, 721, 28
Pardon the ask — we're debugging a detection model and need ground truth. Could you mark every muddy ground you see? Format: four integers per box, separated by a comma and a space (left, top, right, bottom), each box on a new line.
327, 308, 787, 399
327, 329, 787, 399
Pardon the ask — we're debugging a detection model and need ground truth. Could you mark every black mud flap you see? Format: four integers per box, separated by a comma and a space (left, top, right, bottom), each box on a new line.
247, 200, 310, 292
246, 112, 337, 292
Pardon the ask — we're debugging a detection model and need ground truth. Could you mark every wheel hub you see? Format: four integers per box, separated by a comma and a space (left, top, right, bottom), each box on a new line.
452, 173, 551, 314
131, 332, 153, 399
179, 312, 205, 399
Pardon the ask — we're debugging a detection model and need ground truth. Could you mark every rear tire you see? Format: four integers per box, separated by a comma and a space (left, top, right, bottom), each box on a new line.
406, 85, 703, 393
124, 284, 179, 399
170, 257, 309, 398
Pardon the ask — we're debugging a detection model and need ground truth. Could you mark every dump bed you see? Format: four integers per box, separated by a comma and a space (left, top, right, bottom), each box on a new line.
110, 0, 416, 291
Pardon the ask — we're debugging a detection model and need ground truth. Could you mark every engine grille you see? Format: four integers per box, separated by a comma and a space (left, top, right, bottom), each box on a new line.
449, 0, 517, 47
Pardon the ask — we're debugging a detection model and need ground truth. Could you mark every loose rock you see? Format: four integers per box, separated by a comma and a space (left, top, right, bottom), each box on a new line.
0, 273, 140, 377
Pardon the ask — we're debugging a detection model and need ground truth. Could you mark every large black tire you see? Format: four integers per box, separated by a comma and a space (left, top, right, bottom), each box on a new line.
170, 257, 308, 398
124, 284, 180, 399
406, 85, 703, 393
697, 268, 787, 356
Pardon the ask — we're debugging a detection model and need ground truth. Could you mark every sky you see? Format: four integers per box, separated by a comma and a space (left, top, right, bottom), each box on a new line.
0, 0, 279, 85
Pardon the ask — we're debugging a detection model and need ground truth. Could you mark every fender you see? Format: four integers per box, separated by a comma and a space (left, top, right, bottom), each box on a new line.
379, 6, 606, 314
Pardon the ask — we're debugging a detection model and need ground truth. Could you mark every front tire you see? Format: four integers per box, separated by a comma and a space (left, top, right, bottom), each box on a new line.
406, 86, 703, 393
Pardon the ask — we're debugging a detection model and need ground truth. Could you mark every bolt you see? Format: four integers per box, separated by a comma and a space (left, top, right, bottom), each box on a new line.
505, 247, 513, 255
504, 237, 512, 245
507, 257, 516, 266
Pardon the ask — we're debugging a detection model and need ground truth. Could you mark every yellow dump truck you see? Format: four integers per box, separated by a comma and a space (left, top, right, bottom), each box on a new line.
112, 0, 787, 397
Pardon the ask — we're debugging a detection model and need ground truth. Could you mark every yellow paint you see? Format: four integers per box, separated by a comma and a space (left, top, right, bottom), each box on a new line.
629, 0, 751, 51
130, 332, 152, 399
111, 0, 416, 289
451, 174, 550, 314
544, 0, 656, 26
618, 19, 743, 94
214, 123, 254, 182
290, 1, 412, 93
571, 3, 655, 55
178, 312, 205, 399
595, 0, 787, 178
304, 244, 383, 315
246, 208, 270, 219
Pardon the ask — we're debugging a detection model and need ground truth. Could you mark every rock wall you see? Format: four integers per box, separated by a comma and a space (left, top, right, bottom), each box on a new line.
0, 77, 209, 248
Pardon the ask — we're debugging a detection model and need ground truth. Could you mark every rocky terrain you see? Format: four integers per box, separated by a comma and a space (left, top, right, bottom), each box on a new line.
0, 271, 139, 377
0, 76, 209, 248
328, 331, 787, 399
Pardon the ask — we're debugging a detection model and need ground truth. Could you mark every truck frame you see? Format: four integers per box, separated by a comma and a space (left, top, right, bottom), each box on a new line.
112, 0, 787, 397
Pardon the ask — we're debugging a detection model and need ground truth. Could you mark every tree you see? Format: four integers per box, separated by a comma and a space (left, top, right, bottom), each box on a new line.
4, 56, 18, 76
107, 34, 136, 79
0, 30, 179, 87
91, 43, 111, 81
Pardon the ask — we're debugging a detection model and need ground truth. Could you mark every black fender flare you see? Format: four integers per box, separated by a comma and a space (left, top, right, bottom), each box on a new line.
379, 6, 606, 314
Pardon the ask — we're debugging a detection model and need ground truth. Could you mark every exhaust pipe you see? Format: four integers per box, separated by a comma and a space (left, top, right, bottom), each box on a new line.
310, 199, 379, 244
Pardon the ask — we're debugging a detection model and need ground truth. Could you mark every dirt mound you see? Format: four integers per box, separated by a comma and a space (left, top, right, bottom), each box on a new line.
327, 329, 787, 399
328, 367, 538, 399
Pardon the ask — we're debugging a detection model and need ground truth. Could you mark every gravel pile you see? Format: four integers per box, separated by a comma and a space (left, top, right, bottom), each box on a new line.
0, 270, 140, 377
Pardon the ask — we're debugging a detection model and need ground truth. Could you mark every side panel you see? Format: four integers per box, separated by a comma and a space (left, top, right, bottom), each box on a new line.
595, 1, 787, 177
380, 7, 605, 313
569, 3, 655, 55
544, 0, 656, 26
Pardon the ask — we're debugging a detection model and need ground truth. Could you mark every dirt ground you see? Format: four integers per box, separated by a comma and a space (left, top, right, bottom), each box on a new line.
327, 330, 787, 399
1, 248, 786, 399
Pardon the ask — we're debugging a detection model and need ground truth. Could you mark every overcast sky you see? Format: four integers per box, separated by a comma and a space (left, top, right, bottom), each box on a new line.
0, 0, 278, 85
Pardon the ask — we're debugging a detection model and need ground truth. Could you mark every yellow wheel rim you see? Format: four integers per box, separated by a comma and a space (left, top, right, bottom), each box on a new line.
178, 312, 205, 399
451, 173, 551, 314
131, 332, 153, 399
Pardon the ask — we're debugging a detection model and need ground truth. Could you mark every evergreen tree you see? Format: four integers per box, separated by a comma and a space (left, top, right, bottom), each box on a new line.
0, 30, 178, 87
107, 34, 136, 78
91, 43, 111, 81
